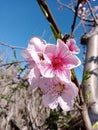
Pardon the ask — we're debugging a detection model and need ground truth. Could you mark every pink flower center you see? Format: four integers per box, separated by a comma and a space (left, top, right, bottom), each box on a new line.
52, 57, 63, 70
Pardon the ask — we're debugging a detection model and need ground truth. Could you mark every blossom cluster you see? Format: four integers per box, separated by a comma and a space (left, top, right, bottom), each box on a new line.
78, 0, 98, 17
21, 37, 81, 111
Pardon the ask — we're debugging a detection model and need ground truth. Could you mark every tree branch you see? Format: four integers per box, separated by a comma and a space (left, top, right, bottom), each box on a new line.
86, 0, 98, 25
71, 0, 80, 37
37, 0, 61, 35
0, 41, 25, 50
0, 60, 25, 68
57, 0, 95, 23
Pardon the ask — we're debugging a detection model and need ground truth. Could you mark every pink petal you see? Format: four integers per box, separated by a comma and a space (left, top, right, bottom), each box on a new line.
63, 54, 81, 69
63, 83, 78, 98
56, 69, 71, 82
61, 82, 78, 108
43, 94, 58, 109
28, 50, 40, 63
57, 39, 69, 57
39, 61, 54, 78
39, 78, 51, 92
58, 96, 73, 111
28, 67, 40, 89
66, 39, 80, 54
21, 49, 31, 60
44, 44, 56, 63
69, 82, 79, 97
28, 37, 46, 52
21, 49, 35, 66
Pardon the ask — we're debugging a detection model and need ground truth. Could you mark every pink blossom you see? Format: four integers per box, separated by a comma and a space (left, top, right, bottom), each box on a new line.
21, 37, 46, 88
28, 66, 41, 89
21, 49, 35, 67
25, 37, 46, 63
66, 39, 80, 54
21, 37, 46, 64
21, 49, 41, 89
78, 2, 87, 17
39, 39, 81, 82
39, 77, 78, 111
28, 37, 46, 53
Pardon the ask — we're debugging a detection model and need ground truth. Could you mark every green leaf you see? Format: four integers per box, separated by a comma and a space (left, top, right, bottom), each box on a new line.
0, 54, 2, 61
8, 85, 16, 90
83, 70, 91, 83
50, 24, 62, 40
63, 122, 69, 127
37, 0, 48, 18
1, 95, 10, 100
0, 108, 3, 113
17, 66, 24, 73
13, 50, 17, 59
40, 5, 48, 18
50, 123, 58, 130
17, 81, 25, 89
50, 110, 59, 120
93, 121, 98, 129
0, 59, 3, 63
85, 91, 91, 102
0, 55, 2, 62
61, 113, 71, 119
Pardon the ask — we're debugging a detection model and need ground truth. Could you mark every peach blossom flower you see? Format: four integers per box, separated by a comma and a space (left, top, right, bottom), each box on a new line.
66, 39, 80, 54
40, 77, 78, 111
21, 37, 46, 88
39, 39, 81, 82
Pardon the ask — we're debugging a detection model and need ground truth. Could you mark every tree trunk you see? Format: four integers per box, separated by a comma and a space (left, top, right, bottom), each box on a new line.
82, 25, 98, 124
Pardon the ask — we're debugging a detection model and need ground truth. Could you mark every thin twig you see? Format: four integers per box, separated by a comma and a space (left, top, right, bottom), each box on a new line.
86, 0, 98, 25
0, 60, 25, 67
57, 0, 94, 23
74, 102, 83, 110
0, 41, 25, 49
71, 0, 80, 37
57, 0, 75, 12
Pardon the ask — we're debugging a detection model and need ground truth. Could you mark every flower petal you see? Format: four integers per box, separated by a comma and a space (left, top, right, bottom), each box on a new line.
28, 67, 40, 89
64, 85, 78, 98
63, 54, 81, 69
56, 69, 71, 82
21, 49, 31, 61
61, 82, 78, 109
28, 37, 46, 52
29, 50, 41, 63
43, 94, 58, 109
58, 96, 73, 111
21, 49, 35, 67
66, 39, 80, 54
44, 44, 56, 63
39, 61, 54, 78
39, 78, 51, 92
57, 39, 69, 57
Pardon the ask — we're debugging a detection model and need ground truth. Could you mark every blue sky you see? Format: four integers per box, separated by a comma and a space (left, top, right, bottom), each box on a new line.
0, 0, 77, 44
1, 0, 96, 82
